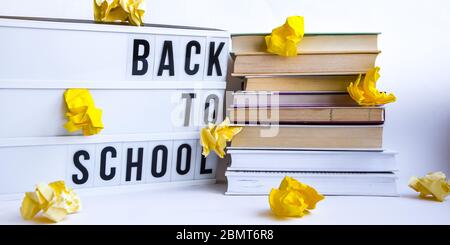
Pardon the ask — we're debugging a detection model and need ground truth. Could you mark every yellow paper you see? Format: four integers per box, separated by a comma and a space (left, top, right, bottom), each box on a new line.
20, 181, 81, 223
94, 0, 146, 26
49, 181, 82, 214
409, 172, 450, 202
269, 176, 324, 217
36, 183, 54, 206
347, 67, 396, 106
64, 88, 104, 136
200, 125, 216, 157
20, 192, 41, 220
43, 205, 68, 223
199, 118, 242, 158
265, 16, 305, 57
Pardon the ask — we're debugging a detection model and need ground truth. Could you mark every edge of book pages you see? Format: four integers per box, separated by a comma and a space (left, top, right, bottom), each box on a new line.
228, 122, 384, 125
231, 32, 381, 37
231, 51, 381, 60
227, 148, 396, 154
232, 71, 372, 77
232, 91, 350, 95
230, 125, 384, 150
231, 50, 381, 56
227, 105, 385, 108
226, 149, 398, 171
227, 147, 384, 151
226, 170, 397, 175
227, 105, 386, 124
226, 170, 396, 174
230, 124, 383, 128
243, 74, 361, 78
224, 170, 398, 196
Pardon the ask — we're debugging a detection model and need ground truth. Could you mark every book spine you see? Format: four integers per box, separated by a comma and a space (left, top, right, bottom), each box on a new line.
228, 107, 384, 124
233, 53, 377, 75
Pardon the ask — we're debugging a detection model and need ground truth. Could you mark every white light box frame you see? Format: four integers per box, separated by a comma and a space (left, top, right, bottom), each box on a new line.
0, 17, 229, 197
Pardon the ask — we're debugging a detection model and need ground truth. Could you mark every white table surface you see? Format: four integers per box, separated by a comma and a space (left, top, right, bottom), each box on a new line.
1, 183, 449, 225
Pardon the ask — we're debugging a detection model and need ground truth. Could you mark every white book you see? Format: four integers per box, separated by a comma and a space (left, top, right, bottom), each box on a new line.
225, 170, 398, 196
227, 148, 397, 172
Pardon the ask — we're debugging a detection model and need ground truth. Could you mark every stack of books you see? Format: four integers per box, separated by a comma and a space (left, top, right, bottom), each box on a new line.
225, 33, 398, 196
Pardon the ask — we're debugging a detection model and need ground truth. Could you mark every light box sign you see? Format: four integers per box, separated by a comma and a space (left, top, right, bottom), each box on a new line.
0, 17, 229, 196
0, 17, 229, 82
128, 36, 227, 81
67, 140, 217, 188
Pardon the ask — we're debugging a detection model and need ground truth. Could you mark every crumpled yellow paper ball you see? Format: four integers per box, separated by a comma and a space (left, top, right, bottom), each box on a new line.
269, 176, 324, 217
347, 67, 397, 106
64, 88, 104, 136
20, 181, 81, 223
94, 0, 146, 26
409, 172, 450, 202
200, 117, 242, 158
265, 16, 305, 57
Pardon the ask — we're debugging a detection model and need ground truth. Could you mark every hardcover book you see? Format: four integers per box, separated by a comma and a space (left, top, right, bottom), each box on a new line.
227, 149, 397, 171
230, 125, 383, 150
232, 52, 379, 76
231, 33, 379, 55
228, 106, 384, 124
243, 75, 359, 92
232, 91, 359, 107
225, 170, 398, 196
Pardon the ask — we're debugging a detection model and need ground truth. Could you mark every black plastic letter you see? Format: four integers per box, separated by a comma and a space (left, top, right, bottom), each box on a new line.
185, 40, 201, 75
207, 42, 225, 76
200, 154, 212, 175
100, 146, 117, 181
132, 39, 150, 76
157, 41, 175, 76
176, 144, 192, 175
125, 148, 144, 181
151, 145, 168, 178
72, 150, 90, 185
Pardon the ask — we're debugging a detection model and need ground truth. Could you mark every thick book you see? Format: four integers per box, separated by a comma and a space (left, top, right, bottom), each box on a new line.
232, 91, 358, 107
228, 106, 384, 124
232, 52, 379, 76
230, 125, 383, 150
231, 33, 379, 55
227, 149, 397, 171
244, 75, 358, 92
225, 170, 398, 196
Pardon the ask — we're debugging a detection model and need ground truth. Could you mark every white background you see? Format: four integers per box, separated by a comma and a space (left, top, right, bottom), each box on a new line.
1, 0, 450, 193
